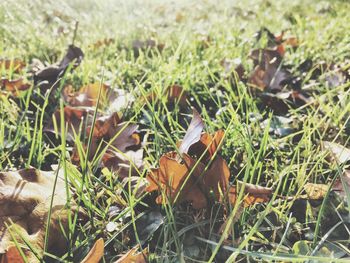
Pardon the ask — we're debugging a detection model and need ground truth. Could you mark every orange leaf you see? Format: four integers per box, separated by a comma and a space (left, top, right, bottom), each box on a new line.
81, 238, 104, 263
1, 78, 30, 95
114, 246, 148, 263
188, 130, 225, 162
229, 182, 272, 207
201, 155, 230, 201
0, 246, 24, 263
146, 152, 207, 209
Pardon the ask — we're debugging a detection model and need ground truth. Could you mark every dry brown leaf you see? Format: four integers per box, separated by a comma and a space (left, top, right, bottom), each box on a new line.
0, 59, 25, 73
178, 108, 204, 155
1, 78, 31, 95
34, 45, 84, 84
146, 109, 270, 209
188, 130, 225, 162
46, 106, 93, 141
0, 168, 80, 262
304, 183, 329, 200
102, 149, 144, 179
0, 246, 24, 263
332, 170, 350, 199
71, 112, 140, 165
114, 246, 148, 263
90, 38, 115, 50
201, 155, 230, 201
62, 83, 111, 107
81, 238, 104, 263
229, 182, 272, 207
146, 152, 207, 209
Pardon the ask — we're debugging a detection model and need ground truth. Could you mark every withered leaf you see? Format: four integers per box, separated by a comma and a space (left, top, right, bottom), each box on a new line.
0, 246, 24, 263
1, 78, 31, 95
323, 141, 350, 165
34, 45, 84, 84
332, 170, 350, 199
132, 39, 164, 57
102, 149, 143, 179
0, 168, 80, 261
178, 108, 204, 155
81, 238, 104, 263
0, 59, 25, 73
114, 246, 148, 263
304, 183, 328, 200
62, 83, 111, 107
46, 106, 93, 141
229, 182, 272, 207
72, 112, 140, 165
188, 130, 225, 162
146, 152, 207, 209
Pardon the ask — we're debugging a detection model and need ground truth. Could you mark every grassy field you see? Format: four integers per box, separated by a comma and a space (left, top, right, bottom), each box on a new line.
1, 0, 350, 262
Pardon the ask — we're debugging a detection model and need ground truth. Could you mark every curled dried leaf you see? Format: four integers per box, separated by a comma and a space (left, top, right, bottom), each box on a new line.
178, 108, 204, 155
34, 45, 84, 84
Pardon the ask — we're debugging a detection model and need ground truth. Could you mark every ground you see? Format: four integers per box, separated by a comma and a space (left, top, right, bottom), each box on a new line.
1, 0, 350, 262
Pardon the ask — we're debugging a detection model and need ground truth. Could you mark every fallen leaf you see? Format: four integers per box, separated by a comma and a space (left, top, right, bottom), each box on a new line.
90, 38, 114, 50
229, 182, 272, 207
178, 108, 204, 155
201, 155, 230, 201
0, 168, 80, 261
132, 39, 164, 57
146, 152, 207, 209
34, 45, 84, 84
114, 246, 148, 263
62, 83, 111, 107
1, 78, 31, 95
188, 130, 225, 162
72, 112, 140, 165
332, 170, 350, 199
248, 48, 288, 92
0, 59, 25, 73
81, 238, 104, 263
146, 110, 270, 209
46, 106, 94, 141
304, 183, 328, 200
102, 149, 144, 179
0, 246, 24, 263
323, 141, 350, 165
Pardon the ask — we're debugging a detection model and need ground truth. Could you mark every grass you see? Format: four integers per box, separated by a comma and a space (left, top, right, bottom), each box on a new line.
1, 0, 350, 262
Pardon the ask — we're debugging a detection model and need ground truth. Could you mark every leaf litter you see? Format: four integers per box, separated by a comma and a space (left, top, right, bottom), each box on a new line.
1, 13, 350, 262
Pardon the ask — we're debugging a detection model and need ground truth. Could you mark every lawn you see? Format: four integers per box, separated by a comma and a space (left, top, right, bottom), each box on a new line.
1, 0, 350, 262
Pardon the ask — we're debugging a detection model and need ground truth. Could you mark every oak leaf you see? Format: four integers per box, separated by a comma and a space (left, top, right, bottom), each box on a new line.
0, 168, 80, 262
